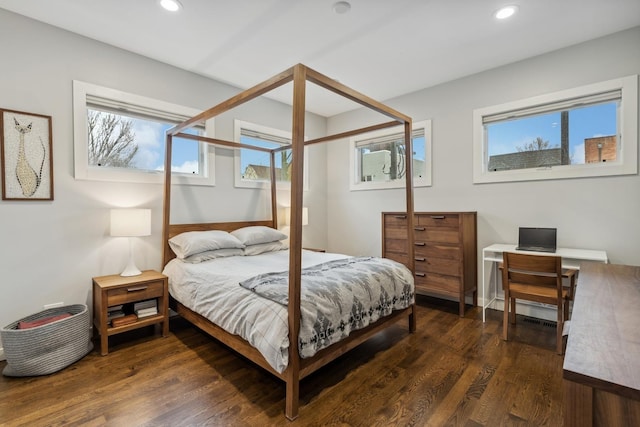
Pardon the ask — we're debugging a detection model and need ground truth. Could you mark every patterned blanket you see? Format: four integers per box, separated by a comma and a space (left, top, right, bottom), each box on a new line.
239, 256, 414, 358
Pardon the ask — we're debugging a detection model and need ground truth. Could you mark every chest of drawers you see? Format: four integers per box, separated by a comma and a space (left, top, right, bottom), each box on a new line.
382, 212, 477, 316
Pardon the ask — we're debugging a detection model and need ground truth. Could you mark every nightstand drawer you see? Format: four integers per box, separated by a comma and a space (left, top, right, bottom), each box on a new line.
107, 280, 164, 306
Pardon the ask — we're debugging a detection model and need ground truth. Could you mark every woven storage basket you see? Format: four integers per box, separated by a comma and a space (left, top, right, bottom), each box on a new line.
1, 304, 93, 377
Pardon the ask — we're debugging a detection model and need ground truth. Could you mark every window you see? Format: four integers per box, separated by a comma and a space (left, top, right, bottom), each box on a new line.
350, 120, 431, 191
73, 81, 215, 185
473, 75, 638, 183
234, 120, 308, 189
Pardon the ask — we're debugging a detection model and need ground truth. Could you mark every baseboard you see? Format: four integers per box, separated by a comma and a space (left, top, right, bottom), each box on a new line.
481, 297, 560, 322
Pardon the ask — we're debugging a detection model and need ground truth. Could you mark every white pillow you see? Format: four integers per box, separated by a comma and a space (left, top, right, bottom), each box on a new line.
169, 230, 245, 259
183, 248, 244, 263
243, 241, 288, 256
231, 226, 287, 246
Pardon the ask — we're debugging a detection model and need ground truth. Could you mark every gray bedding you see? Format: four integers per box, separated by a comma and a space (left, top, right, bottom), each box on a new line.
240, 256, 414, 357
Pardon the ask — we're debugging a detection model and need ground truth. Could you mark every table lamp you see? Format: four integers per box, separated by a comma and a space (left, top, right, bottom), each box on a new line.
110, 208, 151, 276
284, 207, 309, 226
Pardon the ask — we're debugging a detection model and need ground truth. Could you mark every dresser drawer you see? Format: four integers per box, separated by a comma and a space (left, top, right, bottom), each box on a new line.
414, 228, 460, 244
415, 272, 460, 296
107, 280, 164, 306
384, 253, 409, 268
414, 256, 461, 277
416, 213, 459, 228
382, 211, 477, 317
383, 213, 408, 227
384, 226, 411, 240
414, 243, 462, 260
385, 237, 408, 252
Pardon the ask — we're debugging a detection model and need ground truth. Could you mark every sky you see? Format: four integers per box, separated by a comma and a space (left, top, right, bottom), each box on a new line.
487, 102, 618, 164
115, 101, 614, 176
129, 120, 200, 173
238, 135, 426, 176
131, 123, 427, 180
128, 121, 284, 176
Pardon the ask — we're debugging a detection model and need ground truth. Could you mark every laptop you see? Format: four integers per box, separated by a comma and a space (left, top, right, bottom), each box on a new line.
516, 227, 557, 253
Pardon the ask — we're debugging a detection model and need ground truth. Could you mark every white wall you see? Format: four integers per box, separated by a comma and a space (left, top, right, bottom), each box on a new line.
326, 27, 640, 269
0, 9, 328, 354
1, 7, 638, 357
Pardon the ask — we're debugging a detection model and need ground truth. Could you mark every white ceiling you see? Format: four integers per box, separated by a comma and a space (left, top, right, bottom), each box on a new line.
1, 0, 639, 117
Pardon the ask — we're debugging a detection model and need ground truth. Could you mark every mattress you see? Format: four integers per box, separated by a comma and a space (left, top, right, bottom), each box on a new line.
163, 249, 414, 373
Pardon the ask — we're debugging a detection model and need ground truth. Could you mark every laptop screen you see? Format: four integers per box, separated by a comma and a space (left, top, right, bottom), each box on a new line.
517, 227, 557, 251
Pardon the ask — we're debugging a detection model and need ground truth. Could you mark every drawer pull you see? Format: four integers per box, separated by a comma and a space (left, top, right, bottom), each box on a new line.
430, 215, 445, 219
415, 242, 426, 246
394, 215, 407, 219
414, 227, 425, 231
415, 257, 426, 262
127, 286, 148, 292
415, 272, 426, 277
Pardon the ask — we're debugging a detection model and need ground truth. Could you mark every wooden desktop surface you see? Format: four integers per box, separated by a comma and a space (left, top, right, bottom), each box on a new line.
563, 261, 640, 426
483, 244, 608, 264
563, 262, 640, 396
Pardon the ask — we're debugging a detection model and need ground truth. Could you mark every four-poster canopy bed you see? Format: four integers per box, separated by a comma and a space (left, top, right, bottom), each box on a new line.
161, 64, 416, 420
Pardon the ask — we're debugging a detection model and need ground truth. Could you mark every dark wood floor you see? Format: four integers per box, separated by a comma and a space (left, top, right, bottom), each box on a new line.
0, 296, 565, 426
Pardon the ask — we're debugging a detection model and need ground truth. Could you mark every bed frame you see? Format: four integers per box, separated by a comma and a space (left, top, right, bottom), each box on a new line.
162, 64, 416, 420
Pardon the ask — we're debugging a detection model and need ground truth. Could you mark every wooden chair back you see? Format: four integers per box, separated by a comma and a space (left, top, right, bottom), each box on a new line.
503, 252, 563, 295
502, 251, 567, 354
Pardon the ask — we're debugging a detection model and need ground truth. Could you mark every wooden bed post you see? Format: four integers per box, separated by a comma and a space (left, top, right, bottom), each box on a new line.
160, 64, 417, 420
403, 121, 416, 332
270, 151, 278, 228
285, 64, 307, 421
162, 133, 173, 267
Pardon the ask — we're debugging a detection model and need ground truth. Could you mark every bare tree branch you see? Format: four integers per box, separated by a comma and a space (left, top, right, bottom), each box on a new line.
88, 110, 138, 167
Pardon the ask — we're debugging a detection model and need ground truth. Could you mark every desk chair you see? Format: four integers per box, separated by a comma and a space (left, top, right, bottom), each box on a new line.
501, 252, 577, 354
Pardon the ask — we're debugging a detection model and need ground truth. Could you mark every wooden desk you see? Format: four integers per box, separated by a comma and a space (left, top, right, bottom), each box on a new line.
481, 244, 608, 322
563, 262, 640, 426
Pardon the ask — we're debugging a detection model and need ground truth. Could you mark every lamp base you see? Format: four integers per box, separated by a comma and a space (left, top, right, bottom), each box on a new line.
120, 258, 142, 277
120, 237, 142, 277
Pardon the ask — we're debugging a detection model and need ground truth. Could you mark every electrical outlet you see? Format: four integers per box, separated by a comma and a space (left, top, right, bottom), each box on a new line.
43, 302, 64, 310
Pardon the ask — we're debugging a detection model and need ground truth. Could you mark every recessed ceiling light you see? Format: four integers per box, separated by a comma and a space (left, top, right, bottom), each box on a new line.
495, 5, 518, 20
160, 0, 182, 12
332, 1, 351, 15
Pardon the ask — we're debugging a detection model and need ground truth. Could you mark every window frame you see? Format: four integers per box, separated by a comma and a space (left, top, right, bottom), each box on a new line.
233, 119, 309, 190
472, 75, 638, 184
349, 120, 432, 191
73, 80, 215, 185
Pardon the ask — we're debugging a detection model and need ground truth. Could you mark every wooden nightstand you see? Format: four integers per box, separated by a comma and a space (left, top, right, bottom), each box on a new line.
92, 270, 169, 355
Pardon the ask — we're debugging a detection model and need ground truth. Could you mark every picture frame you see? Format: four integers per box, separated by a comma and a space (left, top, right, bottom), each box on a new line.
0, 108, 53, 201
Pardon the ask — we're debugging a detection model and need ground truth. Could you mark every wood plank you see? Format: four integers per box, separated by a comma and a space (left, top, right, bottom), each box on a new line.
563, 262, 640, 426
285, 63, 307, 421
166, 66, 294, 136
171, 132, 273, 152
176, 302, 284, 380
305, 65, 411, 123
563, 263, 640, 399
158, 62, 416, 421
564, 380, 593, 427
304, 121, 400, 146
0, 301, 568, 426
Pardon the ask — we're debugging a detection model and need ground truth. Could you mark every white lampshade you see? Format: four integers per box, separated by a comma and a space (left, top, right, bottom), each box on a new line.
285, 207, 309, 226
110, 208, 151, 276
110, 209, 151, 237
